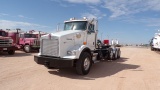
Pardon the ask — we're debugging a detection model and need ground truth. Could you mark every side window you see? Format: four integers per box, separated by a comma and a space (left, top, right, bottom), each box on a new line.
20, 34, 24, 38
2, 32, 6, 36
88, 24, 95, 33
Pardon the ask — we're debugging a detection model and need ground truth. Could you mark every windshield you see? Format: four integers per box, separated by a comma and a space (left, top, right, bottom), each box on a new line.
24, 34, 36, 38
64, 21, 87, 31
0, 31, 7, 37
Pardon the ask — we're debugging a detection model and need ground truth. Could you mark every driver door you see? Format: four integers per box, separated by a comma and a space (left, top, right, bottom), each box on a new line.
87, 24, 96, 50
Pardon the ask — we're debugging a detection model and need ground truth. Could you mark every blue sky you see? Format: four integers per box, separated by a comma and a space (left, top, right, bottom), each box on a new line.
0, 0, 160, 44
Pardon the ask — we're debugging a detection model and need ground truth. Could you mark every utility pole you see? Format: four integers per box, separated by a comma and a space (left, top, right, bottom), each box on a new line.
101, 32, 103, 41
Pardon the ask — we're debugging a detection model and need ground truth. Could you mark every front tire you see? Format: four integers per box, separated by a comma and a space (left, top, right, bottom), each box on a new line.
76, 52, 92, 75
24, 45, 31, 53
8, 50, 15, 55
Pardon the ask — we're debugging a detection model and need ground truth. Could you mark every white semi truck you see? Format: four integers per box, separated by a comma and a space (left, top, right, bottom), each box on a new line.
34, 17, 121, 75
151, 30, 160, 51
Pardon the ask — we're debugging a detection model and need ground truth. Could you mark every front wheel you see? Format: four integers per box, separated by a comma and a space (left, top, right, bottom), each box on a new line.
8, 50, 15, 55
76, 52, 92, 75
24, 45, 31, 53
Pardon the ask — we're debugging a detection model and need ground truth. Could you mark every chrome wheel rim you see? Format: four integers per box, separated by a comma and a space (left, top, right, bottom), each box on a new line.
25, 46, 29, 52
84, 58, 90, 71
110, 51, 113, 59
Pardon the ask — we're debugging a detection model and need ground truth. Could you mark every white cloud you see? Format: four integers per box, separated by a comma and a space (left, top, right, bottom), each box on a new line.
81, 6, 106, 19
120, 17, 160, 27
103, 0, 142, 18
103, 0, 160, 18
146, 18, 160, 27
0, 13, 33, 20
61, 0, 160, 18
50, 0, 70, 7
0, 13, 9, 16
81, 13, 97, 19
18, 15, 25, 18
147, 0, 160, 11
0, 20, 50, 31
18, 15, 33, 19
64, 0, 101, 4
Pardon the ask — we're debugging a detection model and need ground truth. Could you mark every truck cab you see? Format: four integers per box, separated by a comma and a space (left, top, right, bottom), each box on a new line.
7, 29, 43, 53
34, 17, 121, 75
19, 33, 40, 53
0, 29, 16, 55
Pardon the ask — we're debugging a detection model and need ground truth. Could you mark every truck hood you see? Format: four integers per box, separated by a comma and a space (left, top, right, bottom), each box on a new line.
0, 36, 11, 39
51, 30, 83, 37
39, 30, 87, 57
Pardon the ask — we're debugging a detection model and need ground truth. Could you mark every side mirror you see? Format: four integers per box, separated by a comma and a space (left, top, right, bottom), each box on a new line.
86, 30, 91, 34
88, 30, 91, 34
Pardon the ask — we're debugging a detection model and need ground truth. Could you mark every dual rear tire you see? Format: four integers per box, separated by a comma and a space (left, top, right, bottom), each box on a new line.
108, 48, 121, 60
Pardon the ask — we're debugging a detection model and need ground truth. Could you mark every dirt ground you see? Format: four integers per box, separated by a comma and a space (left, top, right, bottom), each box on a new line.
0, 47, 160, 90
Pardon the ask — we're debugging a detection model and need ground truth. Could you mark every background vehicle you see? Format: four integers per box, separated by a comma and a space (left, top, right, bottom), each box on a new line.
19, 30, 43, 53
0, 29, 16, 55
150, 30, 160, 51
34, 17, 121, 75
7, 29, 46, 53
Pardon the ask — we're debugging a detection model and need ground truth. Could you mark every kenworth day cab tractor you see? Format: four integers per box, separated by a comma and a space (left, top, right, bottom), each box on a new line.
34, 17, 121, 75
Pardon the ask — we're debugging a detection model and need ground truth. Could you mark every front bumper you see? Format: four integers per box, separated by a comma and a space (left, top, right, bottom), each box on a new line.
31, 45, 40, 48
34, 55, 75, 68
0, 46, 17, 51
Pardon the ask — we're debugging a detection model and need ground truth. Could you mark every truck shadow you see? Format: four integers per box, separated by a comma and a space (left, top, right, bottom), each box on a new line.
0, 51, 36, 57
48, 57, 140, 80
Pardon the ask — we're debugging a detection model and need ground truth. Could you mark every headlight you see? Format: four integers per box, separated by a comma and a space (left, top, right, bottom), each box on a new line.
67, 50, 76, 55
76, 33, 81, 38
9, 39, 13, 43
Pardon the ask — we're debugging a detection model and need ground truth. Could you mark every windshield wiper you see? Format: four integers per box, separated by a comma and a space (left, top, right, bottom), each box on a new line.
71, 25, 74, 30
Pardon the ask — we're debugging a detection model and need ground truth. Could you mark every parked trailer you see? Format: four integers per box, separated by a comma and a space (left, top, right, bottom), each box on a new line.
34, 17, 121, 75
0, 29, 17, 55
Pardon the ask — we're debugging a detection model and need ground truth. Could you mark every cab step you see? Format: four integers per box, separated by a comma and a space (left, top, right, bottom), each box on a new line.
93, 60, 100, 63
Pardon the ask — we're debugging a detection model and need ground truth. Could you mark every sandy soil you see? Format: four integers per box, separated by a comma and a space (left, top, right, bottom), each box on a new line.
0, 47, 160, 90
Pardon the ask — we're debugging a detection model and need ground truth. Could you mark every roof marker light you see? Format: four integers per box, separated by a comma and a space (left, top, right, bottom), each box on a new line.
83, 17, 87, 20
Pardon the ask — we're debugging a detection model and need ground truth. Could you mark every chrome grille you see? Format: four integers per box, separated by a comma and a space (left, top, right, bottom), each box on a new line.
41, 39, 59, 57
0, 39, 12, 46
33, 40, 40, 45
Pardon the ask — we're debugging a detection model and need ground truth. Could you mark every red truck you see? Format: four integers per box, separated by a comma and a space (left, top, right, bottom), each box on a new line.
7, 29, 46, 53
0, 29, 17, 55
103, 39, 109, 45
